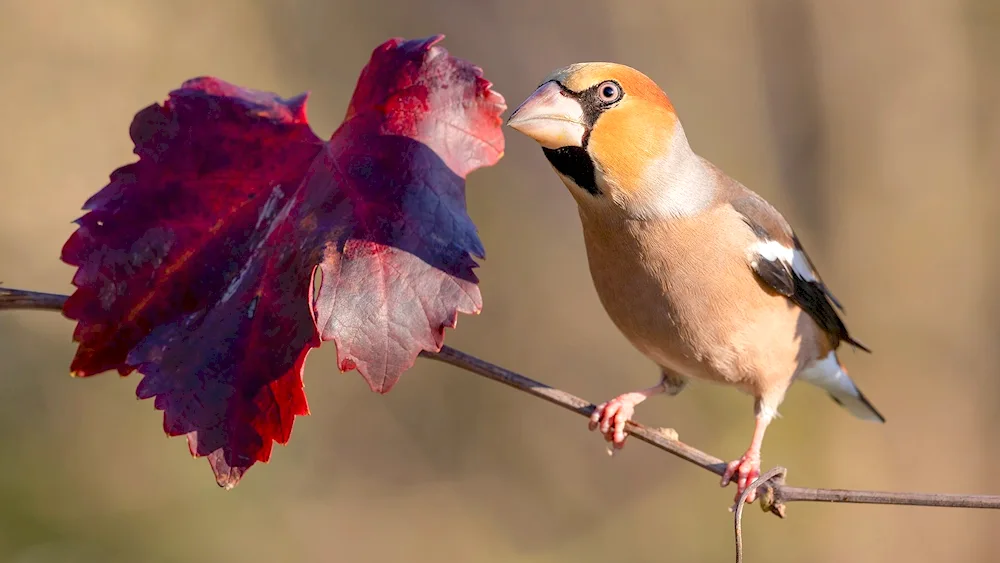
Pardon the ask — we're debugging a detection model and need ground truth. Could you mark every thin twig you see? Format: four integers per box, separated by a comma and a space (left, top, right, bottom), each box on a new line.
0, 286, 71, 310
421, 343, 729, 476
734, 467, 787, 563
421, 345, 1000, 512
3, 286, 1000, 561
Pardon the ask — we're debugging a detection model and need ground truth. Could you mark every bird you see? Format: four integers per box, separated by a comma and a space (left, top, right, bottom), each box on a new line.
505, 62, 884, 503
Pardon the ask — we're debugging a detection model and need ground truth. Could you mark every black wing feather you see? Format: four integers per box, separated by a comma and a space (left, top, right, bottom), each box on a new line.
791, 233, 845, 311
751, 253, 795, 297
734, 196, 870, 353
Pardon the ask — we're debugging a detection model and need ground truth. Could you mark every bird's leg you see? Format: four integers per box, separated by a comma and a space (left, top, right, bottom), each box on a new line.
589, 369, 682, 451
721, 400, 776, 503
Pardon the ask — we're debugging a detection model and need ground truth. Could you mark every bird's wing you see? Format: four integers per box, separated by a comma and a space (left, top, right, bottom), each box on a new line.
730, 192, 870, 353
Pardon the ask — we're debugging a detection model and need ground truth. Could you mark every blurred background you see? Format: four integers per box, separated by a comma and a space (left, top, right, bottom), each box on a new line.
1, 0, 998, 561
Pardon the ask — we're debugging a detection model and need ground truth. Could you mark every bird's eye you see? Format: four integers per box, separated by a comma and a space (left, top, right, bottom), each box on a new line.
597, 81, 622, 104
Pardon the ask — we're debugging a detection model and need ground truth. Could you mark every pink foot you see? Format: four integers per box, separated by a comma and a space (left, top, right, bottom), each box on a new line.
588, 393, 644, 450
721, 450, 762, 503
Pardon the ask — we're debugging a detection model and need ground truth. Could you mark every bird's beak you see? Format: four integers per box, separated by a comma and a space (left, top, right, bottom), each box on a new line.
506, 81, 586, 149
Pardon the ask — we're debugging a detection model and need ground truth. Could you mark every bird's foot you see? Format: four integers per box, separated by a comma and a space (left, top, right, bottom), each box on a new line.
588, 392, 647, 452
721, 450, 762, 503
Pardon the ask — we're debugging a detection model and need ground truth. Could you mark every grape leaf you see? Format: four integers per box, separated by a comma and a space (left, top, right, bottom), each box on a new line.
59, 35, 506, 488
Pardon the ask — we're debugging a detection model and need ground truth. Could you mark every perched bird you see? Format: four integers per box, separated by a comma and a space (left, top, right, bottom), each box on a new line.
506, 63, 884, 503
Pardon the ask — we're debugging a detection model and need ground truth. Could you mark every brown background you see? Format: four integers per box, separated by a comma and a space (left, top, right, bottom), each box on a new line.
1, 0, 999, 561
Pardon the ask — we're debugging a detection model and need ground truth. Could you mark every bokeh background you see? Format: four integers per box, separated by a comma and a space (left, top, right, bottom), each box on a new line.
1, 0, 999, 561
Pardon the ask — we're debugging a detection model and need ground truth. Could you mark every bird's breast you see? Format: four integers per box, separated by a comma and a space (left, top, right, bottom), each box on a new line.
578, 207, 779, 387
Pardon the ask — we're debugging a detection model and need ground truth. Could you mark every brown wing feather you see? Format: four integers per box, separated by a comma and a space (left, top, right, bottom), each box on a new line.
730, 192, 870, 353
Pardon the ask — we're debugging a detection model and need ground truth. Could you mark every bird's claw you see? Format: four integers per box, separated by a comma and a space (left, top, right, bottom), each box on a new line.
589, 394, 639, 451
721, 450, 762, 503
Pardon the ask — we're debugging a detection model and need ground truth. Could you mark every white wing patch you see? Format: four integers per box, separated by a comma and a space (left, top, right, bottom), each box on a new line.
750, 240, 816, 282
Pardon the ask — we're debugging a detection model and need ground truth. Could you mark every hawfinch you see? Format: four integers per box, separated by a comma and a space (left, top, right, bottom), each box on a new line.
506, 63, 884, 503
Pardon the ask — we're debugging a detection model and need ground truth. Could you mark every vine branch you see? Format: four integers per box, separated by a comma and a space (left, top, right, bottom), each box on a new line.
4, 286, 1000, 562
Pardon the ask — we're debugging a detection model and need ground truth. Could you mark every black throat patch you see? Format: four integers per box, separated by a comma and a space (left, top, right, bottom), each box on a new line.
542, 146, 599, 195
540, 82, 613, 197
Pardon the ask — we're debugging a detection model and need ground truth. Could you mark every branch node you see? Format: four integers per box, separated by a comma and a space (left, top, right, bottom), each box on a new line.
759, 468, 788, 517
649, 426, 679, 441
734, 466, 788, 563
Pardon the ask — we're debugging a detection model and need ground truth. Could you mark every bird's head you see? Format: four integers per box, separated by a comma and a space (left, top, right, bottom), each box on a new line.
507, 63, 710, 219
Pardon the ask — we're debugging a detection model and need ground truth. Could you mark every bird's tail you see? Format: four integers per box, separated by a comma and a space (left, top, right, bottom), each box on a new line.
801, 353, 885, 423
827, 387, 885, 423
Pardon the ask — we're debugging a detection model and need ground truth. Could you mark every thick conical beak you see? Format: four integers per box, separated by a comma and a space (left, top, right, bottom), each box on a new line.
506, 81, 586, 149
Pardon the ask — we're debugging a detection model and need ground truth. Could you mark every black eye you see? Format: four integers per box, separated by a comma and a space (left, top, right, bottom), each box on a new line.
597, 81, 622, 104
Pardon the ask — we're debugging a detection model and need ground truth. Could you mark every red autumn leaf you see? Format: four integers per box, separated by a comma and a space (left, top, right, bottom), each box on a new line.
59, 35, 505, 488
